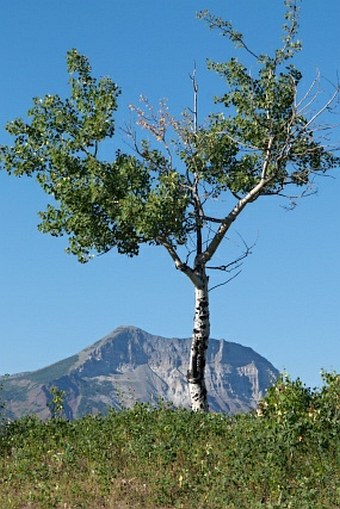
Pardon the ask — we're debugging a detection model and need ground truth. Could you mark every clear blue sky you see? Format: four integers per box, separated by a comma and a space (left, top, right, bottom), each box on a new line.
0, 0, 339, 388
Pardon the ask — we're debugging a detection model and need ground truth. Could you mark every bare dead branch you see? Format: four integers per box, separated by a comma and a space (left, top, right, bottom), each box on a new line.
206, 234, 254, 273
128, 97, 176, 168
202, 215, 224, 224
296, 72, 321, 112
261, 136, 275, 180
279, 189, 317, 210
189, 63, 198, 133
208, 270, 242, 293
302, 87, 340, 131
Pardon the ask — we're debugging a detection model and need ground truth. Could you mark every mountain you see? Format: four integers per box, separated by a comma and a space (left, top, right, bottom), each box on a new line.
1, 326, 279, 419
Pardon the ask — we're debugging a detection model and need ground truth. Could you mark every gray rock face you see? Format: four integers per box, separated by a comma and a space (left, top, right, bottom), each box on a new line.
2, 326, 278, 419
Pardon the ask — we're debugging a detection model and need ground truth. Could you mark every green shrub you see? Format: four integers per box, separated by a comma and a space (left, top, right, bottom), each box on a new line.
0, 373, 339, 508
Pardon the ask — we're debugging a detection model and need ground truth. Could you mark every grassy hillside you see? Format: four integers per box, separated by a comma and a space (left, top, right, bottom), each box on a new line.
0, 373, 339, 509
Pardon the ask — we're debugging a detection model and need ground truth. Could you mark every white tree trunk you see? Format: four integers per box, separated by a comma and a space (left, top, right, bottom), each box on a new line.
187, 271, 210, 411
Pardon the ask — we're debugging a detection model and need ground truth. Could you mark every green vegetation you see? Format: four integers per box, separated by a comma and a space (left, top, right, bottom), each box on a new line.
0, 376, 7, 428
27, 355, 79, 384
0, 373, 339, 508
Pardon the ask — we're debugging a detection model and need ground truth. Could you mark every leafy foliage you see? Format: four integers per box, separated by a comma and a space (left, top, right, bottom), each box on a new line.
0, 378, 7, 431
197, 2, 339, 198
47, 386, 66, 420
1, 1, 338, 267
1, 50, 189, 262
0, 374, 339, 508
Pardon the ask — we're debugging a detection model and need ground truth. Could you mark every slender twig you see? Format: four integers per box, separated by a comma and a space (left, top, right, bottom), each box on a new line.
209, 270, 242, 293
202, 215, 224, 224
302, 87, 340, 131
189, 63, 198, 134
207, 234, 254, 273
296, 73, 321, 113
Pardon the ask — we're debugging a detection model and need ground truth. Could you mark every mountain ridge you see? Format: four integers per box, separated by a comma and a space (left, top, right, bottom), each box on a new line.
2, 326, 279, 419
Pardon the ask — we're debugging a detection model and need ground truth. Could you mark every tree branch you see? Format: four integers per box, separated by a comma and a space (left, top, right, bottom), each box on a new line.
201, 177, 270, 265
206, 236, 253, 273
202, 215, 224, 224
208, 270, 242, 293
157, 237, 203, 288
302, 86, 340, 132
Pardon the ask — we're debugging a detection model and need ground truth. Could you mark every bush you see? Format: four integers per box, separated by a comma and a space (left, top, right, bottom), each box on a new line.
0, 373, 339, 508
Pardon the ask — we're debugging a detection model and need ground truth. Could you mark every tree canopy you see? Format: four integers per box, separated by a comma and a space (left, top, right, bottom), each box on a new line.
2, 2, 338, 268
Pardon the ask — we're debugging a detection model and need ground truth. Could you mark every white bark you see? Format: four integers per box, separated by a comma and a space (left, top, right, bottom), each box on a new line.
202, 176, 271, 266
187, 270, 210, 412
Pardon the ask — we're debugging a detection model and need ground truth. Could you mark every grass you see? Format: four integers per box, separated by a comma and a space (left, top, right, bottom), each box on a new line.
0, 373, 339, 509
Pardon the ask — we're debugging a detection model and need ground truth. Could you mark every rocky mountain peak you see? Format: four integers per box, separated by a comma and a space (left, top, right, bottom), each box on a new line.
2, 327, 278, 419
